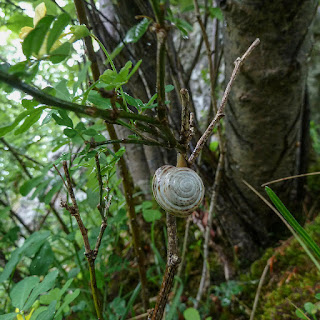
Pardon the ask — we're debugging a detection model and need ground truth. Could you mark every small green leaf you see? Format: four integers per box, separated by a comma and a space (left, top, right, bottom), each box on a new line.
6, 14, 33, 34
29, 241, 55, 276
0, 313, 17, 320
52, 113, 73, 128
22, 16, 55, 58
0, 108, 44, 138
20, 176, 44, 196
64, 128, 78, 138
55, 289, 80, 317
209, 7, 224, 21
142, 209, 162, 222
14, 109, 42, 135
87, 91, 112, 109
49, 42, 71, 64
83, 128, 98, 136
10, 276, 40, 309
0, 231, 50, 283
183, 308, 201, 320
35, 300, 56, 320
39, 288, 61, 305
47, 13, 71, 52
295, 309, 310, 319
165, 84, 175, 92
304, 302, 317, 314
24, 270, 59, 310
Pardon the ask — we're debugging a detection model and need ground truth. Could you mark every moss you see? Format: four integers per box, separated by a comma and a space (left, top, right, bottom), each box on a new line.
239, 215, 320, 320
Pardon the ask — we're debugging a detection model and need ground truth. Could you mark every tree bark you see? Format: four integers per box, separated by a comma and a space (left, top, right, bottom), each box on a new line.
218, 0, 317, 264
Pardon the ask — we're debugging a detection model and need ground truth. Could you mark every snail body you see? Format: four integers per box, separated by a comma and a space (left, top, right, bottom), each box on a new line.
152, 165, 204, 218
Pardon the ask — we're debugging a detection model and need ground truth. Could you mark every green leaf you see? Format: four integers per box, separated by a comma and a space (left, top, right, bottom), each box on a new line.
87, 91, 112, 109
35, 300, 56, 320
209, 7, 224, 21
52, 110, 73, 128
20, 175, 44, 196
165, 84, 175, 92
83, 128, 98, 136
29, 241, 55, 276
0, 313, 17, 320
265, 187, 320, 260
47, 13, 71, 53
55, 81, 72, 102
183, 308, 201, 320
0, 108, 44, 138
127, 59, 142, 81
39, 288, 61, 305
0, 231, 50, 283
142, 209, 162, 222
44, 181, 63, 204
14, 109, 43, 135
48, 42, 71, 64
10, 276, 40, 309
24, 270, 59, 310
64, 128, 78, 138
55, 289, 80, 317
315, 293, 320, 300
304, 302, 317, 314
6, 14, 33, 34
22, 16, 55, 58
110, 18, 151, 59
295, 309, 310, 319
22, 99, 39, 110
118, 61, 132, 82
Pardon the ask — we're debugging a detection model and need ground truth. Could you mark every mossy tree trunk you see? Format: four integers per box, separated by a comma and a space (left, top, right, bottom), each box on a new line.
218, 0, 317, 264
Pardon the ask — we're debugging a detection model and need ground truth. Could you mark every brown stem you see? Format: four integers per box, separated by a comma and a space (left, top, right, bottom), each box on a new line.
73, 0, 100, 82
61, 161, 102, 319
151, 154, 187, 320
106, 123, 149, 311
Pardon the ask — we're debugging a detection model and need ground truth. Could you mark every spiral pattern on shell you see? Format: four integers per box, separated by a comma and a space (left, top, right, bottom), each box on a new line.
152, 165, 205, 217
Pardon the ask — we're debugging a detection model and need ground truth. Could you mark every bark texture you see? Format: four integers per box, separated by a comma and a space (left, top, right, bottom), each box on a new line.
218, 0, 317, 264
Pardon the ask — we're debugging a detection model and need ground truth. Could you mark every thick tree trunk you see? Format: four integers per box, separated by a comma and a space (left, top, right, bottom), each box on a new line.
218, 0, 317, 264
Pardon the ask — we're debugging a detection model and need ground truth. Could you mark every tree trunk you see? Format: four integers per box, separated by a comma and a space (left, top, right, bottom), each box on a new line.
218, 0, 317, 264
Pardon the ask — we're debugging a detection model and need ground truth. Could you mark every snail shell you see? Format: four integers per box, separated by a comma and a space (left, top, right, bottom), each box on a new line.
152, 165, 204, 217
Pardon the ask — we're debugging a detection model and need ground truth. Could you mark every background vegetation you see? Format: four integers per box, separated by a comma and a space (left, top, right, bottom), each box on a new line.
0, 0, 320, 319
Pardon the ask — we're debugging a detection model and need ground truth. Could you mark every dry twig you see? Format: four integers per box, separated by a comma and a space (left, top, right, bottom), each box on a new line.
188, 38, 260, 165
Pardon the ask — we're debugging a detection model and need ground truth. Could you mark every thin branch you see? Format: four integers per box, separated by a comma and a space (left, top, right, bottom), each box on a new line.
249, 259, 271, 320
0, 138, 32, 179
0, 70, 161, 125
261, 171, 320, 187
0, 198, 32, 234
60, 161, 102, 319
188, 38, 260, 165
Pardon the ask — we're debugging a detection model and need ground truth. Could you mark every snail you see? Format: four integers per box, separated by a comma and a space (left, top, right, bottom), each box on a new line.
152, 165, 204, 218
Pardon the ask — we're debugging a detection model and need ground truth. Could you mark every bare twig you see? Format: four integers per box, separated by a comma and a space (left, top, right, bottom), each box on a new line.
250, 259, 271, 320
188, 38, 260, 165
61, 161, 102, 319
261, 171, 320, 187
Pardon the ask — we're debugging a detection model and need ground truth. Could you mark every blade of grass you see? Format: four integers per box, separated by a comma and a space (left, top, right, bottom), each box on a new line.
242, 180, 320, 272
265, 186, 320, 259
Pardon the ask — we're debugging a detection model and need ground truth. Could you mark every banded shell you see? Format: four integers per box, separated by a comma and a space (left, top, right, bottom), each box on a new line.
152, 165, 204, 218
